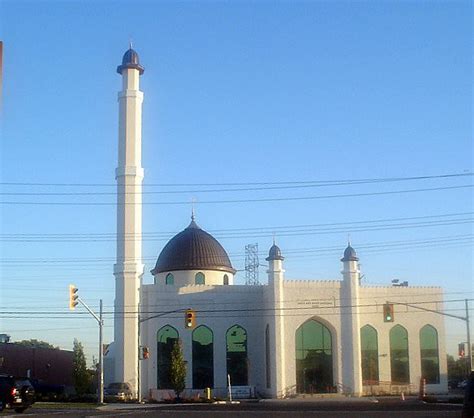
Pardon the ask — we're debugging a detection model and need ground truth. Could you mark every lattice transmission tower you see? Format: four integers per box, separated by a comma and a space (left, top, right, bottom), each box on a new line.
245, 243, 260, 285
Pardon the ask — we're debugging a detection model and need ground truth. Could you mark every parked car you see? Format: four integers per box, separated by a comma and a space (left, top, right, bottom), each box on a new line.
0, 375, 35, 413
462, 372, 474, 418
104, 382, 134, 402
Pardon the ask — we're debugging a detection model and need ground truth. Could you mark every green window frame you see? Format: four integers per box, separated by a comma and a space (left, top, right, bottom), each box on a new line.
195, 272, 205, 285
192, 325, 214, 389
165, 273, 174, 285
226, 324, 248, 386
389, 325, 410, 384
360, 325, 379, 384
157, 325, 179, 389
295, 319, 333, 393
420, 325, 440, 384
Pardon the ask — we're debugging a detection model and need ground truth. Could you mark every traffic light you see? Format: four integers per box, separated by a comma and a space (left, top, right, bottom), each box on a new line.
69, 284, 79, 310
185, 309, 196, 329
383, 303, 394, 322
142, 346, 150, 360
458, 343, 465, 358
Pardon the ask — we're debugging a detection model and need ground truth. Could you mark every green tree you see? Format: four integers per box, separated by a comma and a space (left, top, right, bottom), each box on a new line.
169, 340, 186, 400
72, 339, 90, 395
16, 339, 58, 349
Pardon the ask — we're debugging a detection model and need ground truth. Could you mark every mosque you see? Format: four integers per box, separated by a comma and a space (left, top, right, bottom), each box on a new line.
105, 47, 448, 399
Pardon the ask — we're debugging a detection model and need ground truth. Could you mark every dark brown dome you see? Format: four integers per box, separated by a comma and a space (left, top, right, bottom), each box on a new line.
151, 219, 235, 275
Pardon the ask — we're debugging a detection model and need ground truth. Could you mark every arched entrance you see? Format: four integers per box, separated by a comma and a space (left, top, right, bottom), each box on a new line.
295, 319, 334, 393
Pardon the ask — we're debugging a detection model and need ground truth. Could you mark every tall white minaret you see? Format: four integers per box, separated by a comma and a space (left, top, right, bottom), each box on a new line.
114, 46, 145, 395
266, 242, 286, 397
340, 242, 362, 396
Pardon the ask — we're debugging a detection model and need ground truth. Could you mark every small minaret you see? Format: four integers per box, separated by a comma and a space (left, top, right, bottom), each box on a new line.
266, 242, 286, 397
340, 242, 363, 396
114, 46, 145, 396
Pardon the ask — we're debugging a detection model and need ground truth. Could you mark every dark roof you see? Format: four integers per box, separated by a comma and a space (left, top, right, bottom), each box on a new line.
266, 244, 284, 261
117, 47, 144, 75
151, 219, 236, 275
341, 244, 359, 262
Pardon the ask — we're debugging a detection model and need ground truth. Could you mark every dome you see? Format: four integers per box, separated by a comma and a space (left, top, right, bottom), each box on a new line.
151, 219, 235, 275
341, 244, 359, 262
117, 47, 144, 75
266, 243, 284, 261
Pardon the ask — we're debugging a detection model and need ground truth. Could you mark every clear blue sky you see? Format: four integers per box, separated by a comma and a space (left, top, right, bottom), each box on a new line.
0, 0, 472, 363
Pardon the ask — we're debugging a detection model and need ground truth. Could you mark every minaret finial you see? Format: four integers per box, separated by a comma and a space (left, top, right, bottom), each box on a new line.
272, 233, 276, 246
129, 38, 133, 50
347, 233, 351, 246
191, 197, 196, 221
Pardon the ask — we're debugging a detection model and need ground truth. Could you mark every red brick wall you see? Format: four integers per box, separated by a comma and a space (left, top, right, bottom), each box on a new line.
0, 343, 73, 386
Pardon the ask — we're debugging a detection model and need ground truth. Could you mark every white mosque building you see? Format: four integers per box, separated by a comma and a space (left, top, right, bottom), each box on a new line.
106, 47, 448, 399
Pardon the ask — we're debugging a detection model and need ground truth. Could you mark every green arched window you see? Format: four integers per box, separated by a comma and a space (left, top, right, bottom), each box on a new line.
361, 325, 379, 383
295, 319, 333, 393
390, 325, 410, 384
226, 325, 248, 386
420, 325, 439, 384
195, 272, 205, 285
192, 325, 214, 389
165, 273, 174, 285
157, 325, 179, 389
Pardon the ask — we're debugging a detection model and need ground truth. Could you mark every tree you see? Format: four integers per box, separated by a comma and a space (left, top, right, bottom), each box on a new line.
169, 340, 186, 400
72, 339, 90, 395
16, 339, 58, 349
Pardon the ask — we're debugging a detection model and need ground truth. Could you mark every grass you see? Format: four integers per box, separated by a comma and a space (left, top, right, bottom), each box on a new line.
32, 402, 100, 410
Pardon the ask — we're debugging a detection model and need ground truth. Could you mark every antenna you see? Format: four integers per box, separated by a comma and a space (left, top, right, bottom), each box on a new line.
245, 243, 260, 285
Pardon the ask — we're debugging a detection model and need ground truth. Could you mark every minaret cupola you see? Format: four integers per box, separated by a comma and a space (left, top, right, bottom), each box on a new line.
266, 243, 284, 261
341, 243, 359, 262
117, 46, 144, 75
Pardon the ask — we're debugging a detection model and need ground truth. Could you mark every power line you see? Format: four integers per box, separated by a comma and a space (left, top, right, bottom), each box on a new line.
1, 172, 471, 187
1, 173, 471, 195
1, 184, 472, 206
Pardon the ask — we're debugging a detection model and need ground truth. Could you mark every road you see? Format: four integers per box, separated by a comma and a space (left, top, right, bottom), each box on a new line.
1, 399, 463, 418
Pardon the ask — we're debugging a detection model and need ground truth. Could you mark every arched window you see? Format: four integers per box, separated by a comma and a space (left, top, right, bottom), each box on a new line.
192, 326, 214, 389
265, 324, 271, 388
165, 273, 174, 285
295, 319, 333, 393
360, 325, 379, 383
223, 274, 229, 285
195, 272, 205, 285
157, 325, 179, 389
226, 325, 248, 386
420, 325, 439, 384
390, 325, 410, 384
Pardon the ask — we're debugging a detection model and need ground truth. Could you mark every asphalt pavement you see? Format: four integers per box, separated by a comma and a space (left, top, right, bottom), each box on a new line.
0, 398, 463, 418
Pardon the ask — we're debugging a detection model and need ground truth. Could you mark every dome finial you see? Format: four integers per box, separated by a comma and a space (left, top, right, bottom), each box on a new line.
129, 38, 133, 50
348, 233, 351, 246
191, 197, 196, 221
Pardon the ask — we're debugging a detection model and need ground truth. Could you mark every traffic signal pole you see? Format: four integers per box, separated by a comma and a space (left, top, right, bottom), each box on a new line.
465, 299, 472, 372
74, 296, 104, 404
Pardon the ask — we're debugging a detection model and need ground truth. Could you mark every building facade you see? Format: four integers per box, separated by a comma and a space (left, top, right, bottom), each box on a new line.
109, 47, 448, 399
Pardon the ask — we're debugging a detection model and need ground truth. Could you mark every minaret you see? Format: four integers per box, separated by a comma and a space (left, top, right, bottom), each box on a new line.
114, 46, 145, 395
266, 242, 286, 397
340, 242, 363, 396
